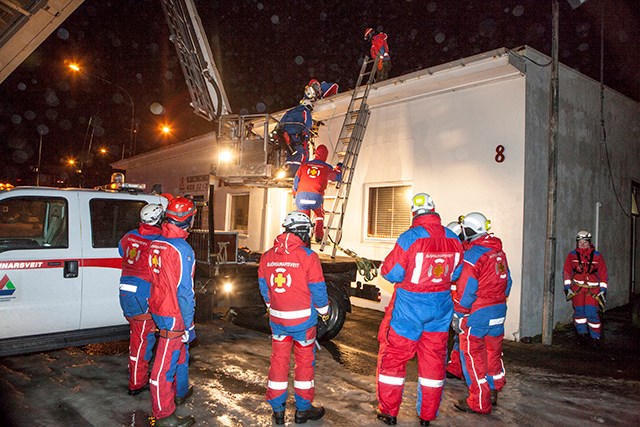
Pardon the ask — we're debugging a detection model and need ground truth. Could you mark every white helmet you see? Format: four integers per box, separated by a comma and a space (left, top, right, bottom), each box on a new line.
299, 97, 314, 111
282, 211, 312, 244
140, 203, 164, 225
411, 193, 435, 217
460, 212, 491, 241
576, 230, 592, 241
446, 221, 463, 241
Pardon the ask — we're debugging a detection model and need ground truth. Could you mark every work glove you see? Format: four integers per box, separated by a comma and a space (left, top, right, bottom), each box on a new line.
451, 314, 463, 334
564, 288, 576, 301
181, 326, 196, 343
597, 291, 606, 304
320, 306, 331, 323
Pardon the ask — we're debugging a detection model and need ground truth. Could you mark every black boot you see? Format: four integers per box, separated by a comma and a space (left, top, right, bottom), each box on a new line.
155, 411, 196, 427
128, 383, 149, 396
577, 333, 590, 346
446, 371, 462, 380
174, 386, 193, 406
272, 411, 285, 425
376, 409, 397, 425
294, 405, 325, 423
591, 338, 602, 349
490, 390, 498, 406
454, 399, 477, 414
420, 419, 430, 426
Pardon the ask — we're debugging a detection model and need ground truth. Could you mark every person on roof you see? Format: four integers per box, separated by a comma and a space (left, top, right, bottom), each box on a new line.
375, 193, 463, 426
302, 79, 339, 102
273, 101, 314, 177
258, 212, 329, 425
563, 230, 608, 347
148, 197, 198, 427
293, 144, 342, 243
451, 212, 512, 415
118, 203, 164, 396
364, 27, 391, 81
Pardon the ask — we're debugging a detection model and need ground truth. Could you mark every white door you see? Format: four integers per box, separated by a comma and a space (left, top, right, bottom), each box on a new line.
0, 193, 82, 338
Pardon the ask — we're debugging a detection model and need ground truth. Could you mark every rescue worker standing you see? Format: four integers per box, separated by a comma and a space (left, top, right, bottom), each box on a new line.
376, 193, 463, 426
364, 27, 391, 81
293, 144, 342, 243
258, 212, 329, 425
452, 212, 512, 414
148, 197, 197, 427
444, 220, 466, 381
563, 230, 608, 347
118, 203, 164, 395
274, 101, 314, 176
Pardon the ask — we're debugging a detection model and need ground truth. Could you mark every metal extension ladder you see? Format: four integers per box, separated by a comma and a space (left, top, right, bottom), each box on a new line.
319, 55, 379, 258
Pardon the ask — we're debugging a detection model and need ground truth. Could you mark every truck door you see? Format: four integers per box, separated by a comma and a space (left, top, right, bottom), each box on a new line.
0, 193, 82, 339
78, 194, 147, 329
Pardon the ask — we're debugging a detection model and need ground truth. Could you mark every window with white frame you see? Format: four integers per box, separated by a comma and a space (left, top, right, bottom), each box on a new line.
367, 185, 412, 239
229, 193, 249, 233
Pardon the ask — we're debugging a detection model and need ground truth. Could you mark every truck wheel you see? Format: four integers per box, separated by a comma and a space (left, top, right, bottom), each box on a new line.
318, 284, 347, 342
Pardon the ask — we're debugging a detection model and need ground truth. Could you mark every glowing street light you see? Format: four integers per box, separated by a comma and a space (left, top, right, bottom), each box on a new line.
67, 62, 136, 160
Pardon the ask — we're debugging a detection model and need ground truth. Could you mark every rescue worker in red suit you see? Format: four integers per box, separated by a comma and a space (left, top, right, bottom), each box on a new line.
303, 79, 339, 102
563, 230, 608, 347
118, 203, 164, 395
364, 27, 391, 81
451, 212, 512, 414
148, 197, 197, 427
376, 193, 463, 426
274, 101, 314, 177
293, 144, 342, 243
444, 220, 467, 381
258, 212, 329, 425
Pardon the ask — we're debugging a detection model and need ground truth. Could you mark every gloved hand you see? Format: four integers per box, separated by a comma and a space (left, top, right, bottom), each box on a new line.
597, 291, 606, 304
451, 315, 463, 334
181, 327, 196, 343
564, 288, 576, 301
336, 162, 343, 169
320, 307, 331, 323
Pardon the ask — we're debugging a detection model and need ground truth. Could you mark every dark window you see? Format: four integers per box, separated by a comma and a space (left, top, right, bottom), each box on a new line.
90, 199, 146, 248
229, 194, 249, 233
0, 197, 68, 252
367, 186, 412, 239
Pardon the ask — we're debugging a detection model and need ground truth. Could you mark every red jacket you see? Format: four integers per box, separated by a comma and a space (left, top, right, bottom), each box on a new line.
258, 233, 328, 334
381, 213, 463, 293
293, 159, 341, 195
370, 32, 391, 62
563, 245, 608, 294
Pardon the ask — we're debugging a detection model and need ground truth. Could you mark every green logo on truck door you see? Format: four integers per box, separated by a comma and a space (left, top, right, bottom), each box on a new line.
0, 274, 16, 296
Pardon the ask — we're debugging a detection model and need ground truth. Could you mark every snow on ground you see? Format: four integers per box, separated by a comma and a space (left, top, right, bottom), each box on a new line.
1, 318, 640, 426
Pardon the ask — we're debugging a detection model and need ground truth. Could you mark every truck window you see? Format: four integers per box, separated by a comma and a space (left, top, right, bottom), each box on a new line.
0, 197, 68, 252
90, 199, 146, 248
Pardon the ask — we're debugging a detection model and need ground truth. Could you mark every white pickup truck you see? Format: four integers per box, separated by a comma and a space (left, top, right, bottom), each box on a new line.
0, 185, 167, 356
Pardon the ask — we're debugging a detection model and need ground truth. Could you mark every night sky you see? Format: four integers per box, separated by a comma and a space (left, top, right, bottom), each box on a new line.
0, 0, 638, 187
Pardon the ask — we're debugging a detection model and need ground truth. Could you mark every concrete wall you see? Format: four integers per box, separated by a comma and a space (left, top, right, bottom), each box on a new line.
519, 47, 640, 338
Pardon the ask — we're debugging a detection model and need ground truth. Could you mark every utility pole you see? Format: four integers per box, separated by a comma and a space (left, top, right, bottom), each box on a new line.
36, 131, 43, 186
542, 0, 560, 346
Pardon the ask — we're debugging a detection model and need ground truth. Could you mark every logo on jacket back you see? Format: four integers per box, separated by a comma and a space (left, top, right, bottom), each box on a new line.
149, 249, 161, 274
127, 243, 141, 264
270, 267, 292, 294
495, 256, 508, 279
0, 274, 16, 296
306, 166, 321, 179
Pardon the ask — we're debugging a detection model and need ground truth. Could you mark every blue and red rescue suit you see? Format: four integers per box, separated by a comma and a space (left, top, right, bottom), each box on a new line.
452, 234, 512, 414
293, 159, 341, 240
148, 223, 196, 419
258, 232, 328, 413
118, 223, 161, 392
377, 213, 463, 422
370, 32, 391, 80
278, 104, 313, 175
563, 244, 608, 339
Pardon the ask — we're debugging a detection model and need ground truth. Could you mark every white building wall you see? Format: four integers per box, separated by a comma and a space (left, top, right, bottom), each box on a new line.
315, 76, 527, 339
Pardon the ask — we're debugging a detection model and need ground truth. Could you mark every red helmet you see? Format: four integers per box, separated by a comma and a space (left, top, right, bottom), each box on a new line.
314, 144, 328, 162
165, 197, 196, 228
364, 27, 374, 40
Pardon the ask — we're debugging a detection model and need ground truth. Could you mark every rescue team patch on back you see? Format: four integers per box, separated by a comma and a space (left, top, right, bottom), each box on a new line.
0, 274, 16, 296
149, 249, 161, 274
306, 166, 321, 179
269, 267, 292, 294
126, 243, 142, 264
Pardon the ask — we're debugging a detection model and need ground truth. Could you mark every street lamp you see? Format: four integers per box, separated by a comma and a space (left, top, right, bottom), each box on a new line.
67, 62, 136, 160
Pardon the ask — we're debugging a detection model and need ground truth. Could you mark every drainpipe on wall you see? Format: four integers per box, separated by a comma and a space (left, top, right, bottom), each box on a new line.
594, 201, 601, 249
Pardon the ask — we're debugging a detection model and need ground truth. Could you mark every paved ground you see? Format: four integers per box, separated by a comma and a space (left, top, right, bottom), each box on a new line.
0, 303, 638, 426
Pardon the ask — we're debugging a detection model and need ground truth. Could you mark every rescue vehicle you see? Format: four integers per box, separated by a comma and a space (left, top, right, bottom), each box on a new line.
0, 179, 167, 356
